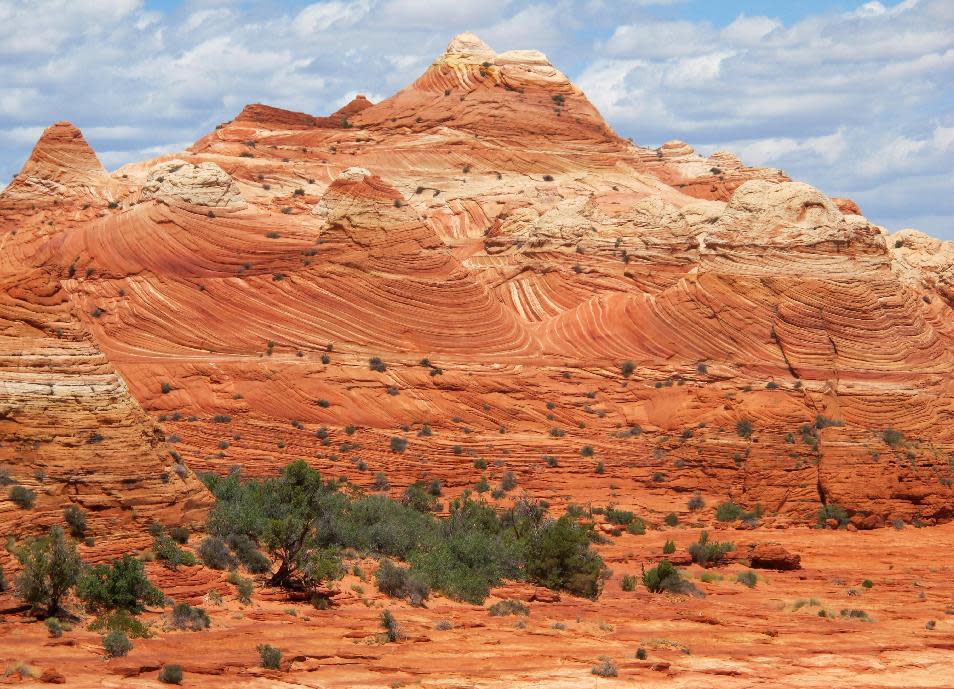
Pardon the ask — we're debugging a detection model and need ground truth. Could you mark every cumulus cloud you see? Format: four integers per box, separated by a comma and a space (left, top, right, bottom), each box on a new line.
0, 0, 950, 238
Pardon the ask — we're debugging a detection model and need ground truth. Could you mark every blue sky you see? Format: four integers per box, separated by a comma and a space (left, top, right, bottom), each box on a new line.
1, 0, 951, 238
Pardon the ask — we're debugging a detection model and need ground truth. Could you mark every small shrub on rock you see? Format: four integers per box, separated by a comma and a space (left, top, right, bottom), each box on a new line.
158, 664, 183, 684
488, 599, 529, 616
257, 643, 281, 669
103, 629, 132, 657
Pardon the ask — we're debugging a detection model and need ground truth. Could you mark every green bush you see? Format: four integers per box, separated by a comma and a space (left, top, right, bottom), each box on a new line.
153, 530, 196, 570
663, 539, 676, 555
15, 526, 81, 616
591, 657, 618, 677
376, 559, 429, 606
169, 527, 189, 544
226, 534, 270, 573
817, 504, 849, 528
158, 664, 183, 684
736, 418, 753, 438
664, 512, 678, 527
227, 571, 253, 603
687, 494, 705, 511
9, 485, 36, 509
881, 429, 904, 446
389, 436, 408, 453
103, 629, 133, 657
64, 505, 87, 538
204, 462, 605, 605
45, 617, 64, 638
381, 610, 402, 642
636, 647, 647, 660
715, 501, 743, 522
170, 602, 210, 631
688, 531, 733, 567
257, 643, 281, 669
488, 599, 529, 616
604, 506, 634, 525
642, 560, 704, 597
524, 515, 607, 600
76, 554, 163, 613
627, 518, 646, 535
736, 570, 758, 588
620, 574, 637, 591
198, 536, 235, 570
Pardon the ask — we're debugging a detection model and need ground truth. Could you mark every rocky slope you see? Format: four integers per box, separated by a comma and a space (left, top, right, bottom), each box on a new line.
1, 31, 953, 688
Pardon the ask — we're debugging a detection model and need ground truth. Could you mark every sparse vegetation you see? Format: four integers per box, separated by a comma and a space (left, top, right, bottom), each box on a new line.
591, 657, 618, 677
736, 570, 758, 588
9, 485, 36, 509
381, 610, 402, 642
76, 554, 163, 613
257, 643, 281, 669
202, 462, 606, 604
158, 664, 183, 684
488, 599, 529, 616
14, 526, 81, 616
736, 418, 753, 438
103, 629, 132, 657
688, 531, 733, 567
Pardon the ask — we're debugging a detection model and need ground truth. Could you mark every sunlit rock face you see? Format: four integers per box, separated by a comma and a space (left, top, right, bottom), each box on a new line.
1, 31, 952, 551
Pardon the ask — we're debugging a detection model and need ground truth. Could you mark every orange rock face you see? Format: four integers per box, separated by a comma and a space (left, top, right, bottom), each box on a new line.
1, 31, 953, 688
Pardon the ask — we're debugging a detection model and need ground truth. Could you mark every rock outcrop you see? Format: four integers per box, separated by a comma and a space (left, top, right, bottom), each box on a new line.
141, 160, 246, 211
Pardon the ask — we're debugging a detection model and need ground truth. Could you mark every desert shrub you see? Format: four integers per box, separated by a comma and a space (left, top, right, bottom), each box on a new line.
227, 571, 253, 603
736, 570, 758, 588
643, 560, 678, 593
605, 506, 634, 525
636, 647, 647, 660
715, 501, 743, 522
620, 361, 635, 377
591, 657, 618, 677
77, 554, 163, 613
434, 619, 453, 631
381, 610, 402, 642
9, 485, 36, 509
170, 602, 210, 631
688, 531, 733, 567
226, 534, 270, 573
620, 574, 637, 591
158, 664, 183, 684
153, 530, 196, 570
687, 494, 705, 511
594, 461, 604, 474
257, 643, 281, 669
15, 526, 81, 616
376, 559, 429, 606
401, 481, 437, 512
488, 599, 529, 616
389, 436, 408, 453
373, 472, 390, 491
736, 418, 753, 438
524, 515, 607, 600
500, 471, 517, 491
862, 579, 873, 588
664, 513, 679, 527
817, 503, 849, 528
663, 539, 676, 555
815, 415, 844, 429
103, 629, 132, 657
881, 429, 904, 446
198, 536, 234, 570
204, 463, 605, 605
369, 357, 387, 372
627, 518, 646, 535
169, 527, 189, 544
64, 505, 87, 538
45, 617, 64, 638
580, 445, 594, 457
474, 476, 490, 493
